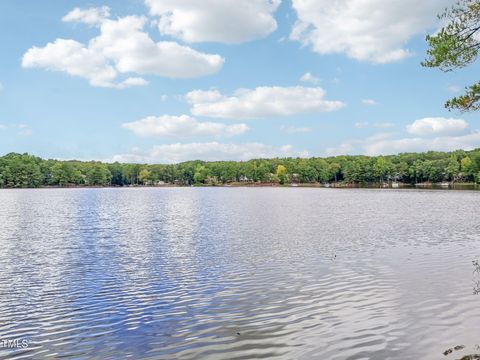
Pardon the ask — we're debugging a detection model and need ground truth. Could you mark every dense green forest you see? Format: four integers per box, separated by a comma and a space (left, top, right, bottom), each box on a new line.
1, 149, 480, 188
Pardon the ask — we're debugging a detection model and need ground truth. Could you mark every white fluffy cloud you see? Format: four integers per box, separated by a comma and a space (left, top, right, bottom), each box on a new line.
112, 142, 308, 163
62, 6, 110, 26
22, 13, 224, 88
290, 0, 452, 63
145, 0, 280, 43
22, 39, 120, 88
406, 117, 468, 136
92, 16, 224, 77
364, 132, 480, 155
300, 72, 320, 85
328, 117, 479, 156
122, 115, 249, 138
117, 77, 149, 89
186, 86, 345, 119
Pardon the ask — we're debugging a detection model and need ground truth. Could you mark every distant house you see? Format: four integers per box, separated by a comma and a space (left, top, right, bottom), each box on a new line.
291, 173, 300, 183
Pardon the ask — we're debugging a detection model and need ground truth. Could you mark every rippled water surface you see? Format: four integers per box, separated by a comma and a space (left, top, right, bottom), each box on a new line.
1, 188, 480, 359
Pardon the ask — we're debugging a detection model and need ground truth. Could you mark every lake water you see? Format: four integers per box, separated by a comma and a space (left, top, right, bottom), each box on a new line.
1, 188, 479, 359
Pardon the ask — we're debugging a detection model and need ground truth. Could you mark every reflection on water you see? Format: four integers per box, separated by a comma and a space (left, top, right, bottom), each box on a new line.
473, 260, 480, 295
0, 188, 480, 359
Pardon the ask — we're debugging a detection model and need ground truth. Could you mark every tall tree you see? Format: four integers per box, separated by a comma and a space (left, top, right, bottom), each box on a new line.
139, 168, 152, 185
423, 0, 480, 111
276, 165, 287, 184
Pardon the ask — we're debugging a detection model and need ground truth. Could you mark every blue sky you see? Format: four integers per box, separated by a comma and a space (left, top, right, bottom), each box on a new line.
0, 0, 479, 163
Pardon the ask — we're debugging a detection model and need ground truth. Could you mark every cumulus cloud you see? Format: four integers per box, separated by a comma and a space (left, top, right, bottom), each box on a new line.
290, 0, 452, 63
328, 117, 479, 156
0, 82, 3, 92
93, 16, 224, 77
300, 72, 321, 85
117, 77, 149, 89
406, 117, 468, 136
112, 142, 308, 163
22, 39, 119, 87
186, 86, 345, 119
22, 14, 224, 88
122, 115, 249, 138
145, 0, 280, 43
185, 89, 224, 104
280, 125, 311, 133
62, 6, 111, 26
364, 132, 480, 155
326, 132, 391, 156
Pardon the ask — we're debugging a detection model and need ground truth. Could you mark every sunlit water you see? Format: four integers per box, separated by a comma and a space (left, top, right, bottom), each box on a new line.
0, 188, 479, 359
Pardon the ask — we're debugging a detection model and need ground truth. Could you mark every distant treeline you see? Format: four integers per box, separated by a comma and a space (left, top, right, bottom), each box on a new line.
1, 149, 480, 188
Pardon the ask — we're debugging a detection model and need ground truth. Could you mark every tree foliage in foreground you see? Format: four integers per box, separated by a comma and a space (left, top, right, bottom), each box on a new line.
1, 149, 480, 188
423, 0, 480, 111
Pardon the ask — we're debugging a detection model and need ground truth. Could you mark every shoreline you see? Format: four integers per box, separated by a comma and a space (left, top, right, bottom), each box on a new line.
1, 182, 478, 190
